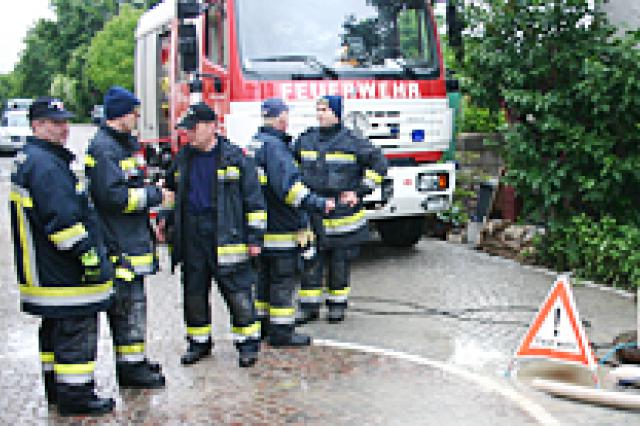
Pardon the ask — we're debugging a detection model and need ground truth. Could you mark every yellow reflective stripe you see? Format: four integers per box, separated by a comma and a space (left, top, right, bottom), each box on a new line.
49, 223, 87, 248
218, 166, 240, 179
365, 169, 383, 185
19, 281, 113, 297
84, 154, 96, 168
119, 158, 136, 170
247, 210, 267, 222
264, 233, 297, 242
323, 209, 366, 229
255, 300, 269, 310
125, 188, 141, 212
187, 325, 212, 336
299, 289, 323, 298
115, 267, 135, 282
10, 190, 33, 208
327, 287, 351, 296
231, 321, 261, 336
40, 352, 54, 363
54, 361, 95, 375
217, 244, 248, 255
285, 181, 309, 207
326, 152, 356, 162
116, 343, 145, 354
127, 253, 154, 266
259, 174, 267, 185
12, 195, 35, 286
300, 150, 317, 160
269, 307, 295, 317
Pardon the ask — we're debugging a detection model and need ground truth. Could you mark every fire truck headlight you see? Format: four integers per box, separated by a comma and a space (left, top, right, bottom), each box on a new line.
417, 173, 448, 192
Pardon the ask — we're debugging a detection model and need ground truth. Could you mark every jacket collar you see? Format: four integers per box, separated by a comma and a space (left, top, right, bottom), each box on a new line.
101, 124, 139, 150
27, 136, 75, 164
258, 126, 292, 145
318, 123, 344, 140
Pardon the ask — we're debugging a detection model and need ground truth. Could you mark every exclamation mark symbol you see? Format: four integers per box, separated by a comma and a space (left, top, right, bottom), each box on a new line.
554, 307, 561, 337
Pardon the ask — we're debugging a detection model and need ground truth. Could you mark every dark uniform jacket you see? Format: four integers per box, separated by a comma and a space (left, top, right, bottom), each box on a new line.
251, 126, 326, 256
86, 125, 162, 276
10, 137, 113, 318
294, 124, 388, 247
165, 136, 266, 272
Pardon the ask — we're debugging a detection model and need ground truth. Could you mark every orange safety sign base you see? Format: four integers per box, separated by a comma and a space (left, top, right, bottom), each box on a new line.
512, 275, 597, 374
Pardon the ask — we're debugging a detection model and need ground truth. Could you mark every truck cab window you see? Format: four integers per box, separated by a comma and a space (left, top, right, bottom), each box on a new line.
206, 2, 227, 67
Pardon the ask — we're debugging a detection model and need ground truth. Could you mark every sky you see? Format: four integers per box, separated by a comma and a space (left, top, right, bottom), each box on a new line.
0, 0, 55, 74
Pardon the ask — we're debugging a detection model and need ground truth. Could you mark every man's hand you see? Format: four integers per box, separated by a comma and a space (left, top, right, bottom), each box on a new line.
155, 218, 166, 243
339, 191, 358, 207
248, 244, 261, 257
161, 188, 175, 208
324, 198, 336, 214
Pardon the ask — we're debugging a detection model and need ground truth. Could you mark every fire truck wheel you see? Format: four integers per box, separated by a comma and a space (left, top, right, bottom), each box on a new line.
377, 217, 424, 248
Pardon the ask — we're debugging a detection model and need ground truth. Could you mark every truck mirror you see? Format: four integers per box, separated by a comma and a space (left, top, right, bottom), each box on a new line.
178, 24, 198, 73
446, 0, 463, 48
446, 78, 459, 92
177, 0, 201, 20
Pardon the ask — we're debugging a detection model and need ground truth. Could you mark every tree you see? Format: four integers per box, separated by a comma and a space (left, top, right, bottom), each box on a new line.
87, 5, 143, 93
460, 0, 640, 224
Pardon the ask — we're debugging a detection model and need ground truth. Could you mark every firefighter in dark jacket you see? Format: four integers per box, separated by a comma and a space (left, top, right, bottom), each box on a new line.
10, 97, 115, 416
250, 98, 335, 346
294, 95, 388, 323
160, 102, 265, 367
85, 87, 171, 388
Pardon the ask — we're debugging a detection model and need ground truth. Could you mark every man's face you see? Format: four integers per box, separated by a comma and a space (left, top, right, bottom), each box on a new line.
274, 110, 289, 131
120, 108, 139, 133
316, 103, 339, 128
190, 121, 217, 150
32, 119, 69, 145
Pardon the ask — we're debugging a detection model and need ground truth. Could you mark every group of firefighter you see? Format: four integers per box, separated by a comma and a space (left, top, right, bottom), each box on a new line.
9, 87, 388, 416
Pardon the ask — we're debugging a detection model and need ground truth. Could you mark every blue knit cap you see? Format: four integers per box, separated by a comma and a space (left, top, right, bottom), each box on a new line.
319, 95, 342, 120
104, 86, 140, 120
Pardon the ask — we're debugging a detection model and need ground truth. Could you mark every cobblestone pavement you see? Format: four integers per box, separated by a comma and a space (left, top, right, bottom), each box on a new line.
0, 153, 638, 424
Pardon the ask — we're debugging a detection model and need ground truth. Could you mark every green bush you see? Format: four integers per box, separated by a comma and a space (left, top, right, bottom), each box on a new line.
536, 215, 640, 289
460, 97, 505, 133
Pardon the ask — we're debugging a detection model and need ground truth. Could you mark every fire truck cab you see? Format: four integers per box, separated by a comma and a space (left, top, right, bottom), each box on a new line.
136, 0, 457, 247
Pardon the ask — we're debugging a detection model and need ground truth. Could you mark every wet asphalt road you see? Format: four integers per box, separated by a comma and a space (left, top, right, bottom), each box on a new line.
0, 130, 638, 424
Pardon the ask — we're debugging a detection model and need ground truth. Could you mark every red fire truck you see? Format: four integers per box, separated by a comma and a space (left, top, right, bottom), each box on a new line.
135, 0, 457, 247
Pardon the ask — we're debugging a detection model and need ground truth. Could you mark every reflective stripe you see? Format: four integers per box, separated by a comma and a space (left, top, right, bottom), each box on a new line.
41, 352, 54, 371
254, 300, 268, 317
54, 361, 95, 384
125, 253, 155, 275
300, 150, 317, 160
119, 158, 136, 171
323, 209, 367, 235
326, 152, 356, 163
187, 325, 212, 336
285, 181, 310, 207
19, 281, 113, 307
49, 223, 88, 250
298, 288, 323, 303
124, 188, 147, 213
115, 267, 135, 282
84, 154, 96, 168
232, 321, 261, 342
218, 166, 240, 180
115, 344, 145, 362
365, 169, 383, 185
217, 244, 248, 265
263, 233, 297, 250
269, 306, 295, 324
10, 186, 39, 286
326, 287, 351, 303
247, 210, 267, 229
256, 167, 267, 185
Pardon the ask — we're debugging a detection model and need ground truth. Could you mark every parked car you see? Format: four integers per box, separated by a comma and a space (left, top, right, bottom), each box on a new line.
0, 108, 31, 153
91, 104, 104, 125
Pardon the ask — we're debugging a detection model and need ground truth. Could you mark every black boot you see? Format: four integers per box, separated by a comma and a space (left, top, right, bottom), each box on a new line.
327, 304, 346, 323
117, 362, 166, 388
57, 384, 115, 417
295, 304, 320, 325
268, 324, 312, 347
143, 357, 162, 373
238, 351, 258, 368
180, 341, 212, 365
259, 318, 269, 341
44, 371, 57, 405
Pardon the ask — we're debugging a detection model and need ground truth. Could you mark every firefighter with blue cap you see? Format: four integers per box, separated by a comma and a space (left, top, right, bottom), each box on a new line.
10, 97, 115, 415
294, 95, 388, 323
85, 86, 171, 388
160, 102, 266, 367
249, 98, 335, 346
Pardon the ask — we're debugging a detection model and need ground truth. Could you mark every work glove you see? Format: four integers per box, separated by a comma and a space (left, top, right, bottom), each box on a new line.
297, 229, 316, 260
80, 248, 102, 284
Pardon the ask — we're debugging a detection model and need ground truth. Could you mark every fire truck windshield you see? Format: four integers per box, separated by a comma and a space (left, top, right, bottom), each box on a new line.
237, 0, 439, 80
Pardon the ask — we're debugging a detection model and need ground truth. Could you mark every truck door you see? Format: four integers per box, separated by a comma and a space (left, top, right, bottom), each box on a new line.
203, 0, 230, 125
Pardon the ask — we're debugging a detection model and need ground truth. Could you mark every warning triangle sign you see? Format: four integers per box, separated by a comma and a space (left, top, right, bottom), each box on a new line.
514, 275, 597, 371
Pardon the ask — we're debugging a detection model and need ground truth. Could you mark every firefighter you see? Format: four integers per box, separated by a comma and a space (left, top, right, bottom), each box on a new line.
160, 102, 265, 367
294, 95, 388, 323
85, 87, 170, 388
9, 97, 115, 415
250, 98, 335, 346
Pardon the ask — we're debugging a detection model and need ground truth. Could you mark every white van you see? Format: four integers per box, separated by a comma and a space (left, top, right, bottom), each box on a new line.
1, 100, 32, 153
